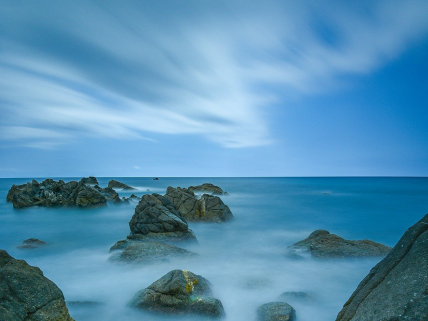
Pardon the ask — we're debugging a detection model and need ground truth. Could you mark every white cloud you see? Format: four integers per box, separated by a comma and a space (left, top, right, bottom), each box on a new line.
0, 0, 427, 149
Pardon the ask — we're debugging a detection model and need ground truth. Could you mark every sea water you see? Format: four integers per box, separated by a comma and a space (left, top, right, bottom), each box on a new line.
0, 177, 427, 321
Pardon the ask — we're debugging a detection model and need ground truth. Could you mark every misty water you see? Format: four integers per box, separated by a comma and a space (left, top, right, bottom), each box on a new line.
1, 177, 427, 321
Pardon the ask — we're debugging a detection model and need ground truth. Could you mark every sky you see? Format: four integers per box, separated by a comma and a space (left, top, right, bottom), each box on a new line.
0, 0, 427, 177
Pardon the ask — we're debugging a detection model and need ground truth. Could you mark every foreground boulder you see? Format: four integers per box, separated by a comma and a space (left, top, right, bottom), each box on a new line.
164, 187, 233, 222
109, 242, 197, 264
17, 238, 48, 249
287, 230, 391, 258
108, 179, 136, 190
188, 183, 224, 195
0, 250, 74, 321
336, 213, 428, 321
257, 302, 296, 321
129, 269, 225, 318
6, 178, 121, 208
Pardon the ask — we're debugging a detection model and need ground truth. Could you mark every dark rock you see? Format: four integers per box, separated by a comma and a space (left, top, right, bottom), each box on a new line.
335, 213, 428, 321
109, 242, 197, 264
17, 238, 48, 249
108, 179, 136, 190
130, 194, 140, 199
257, 302, 296, 321
80, 176, 98, 185
0, 250, 75, 321
188, 183, 224, 195
164, 187, 233, 222
6, 178, 122, 208
278, 292, 311, 302
128, 269, 225, 318
153, 178, 159, 180
288, 230, 391, 258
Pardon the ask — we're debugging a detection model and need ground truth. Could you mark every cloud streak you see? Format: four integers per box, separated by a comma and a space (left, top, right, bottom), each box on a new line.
0, 0, 427, 148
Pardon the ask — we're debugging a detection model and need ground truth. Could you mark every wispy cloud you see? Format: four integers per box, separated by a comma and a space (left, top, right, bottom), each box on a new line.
0, 0, 427, 148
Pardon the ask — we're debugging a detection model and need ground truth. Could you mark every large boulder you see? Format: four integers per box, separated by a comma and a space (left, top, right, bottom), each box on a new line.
6, 178, 122, 208
108, 179, 136, 190
0, 250, 74, 321
188, 183, 224, 195
257, 302, 296, 321
287, 230, 391, 258
335, 213, 428, 321
164, 187, 233, 222
128, 269, 225, 318
109, 242, 197, 264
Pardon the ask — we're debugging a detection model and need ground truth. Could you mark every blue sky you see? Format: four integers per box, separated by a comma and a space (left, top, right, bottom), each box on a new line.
0, 0, 427, 177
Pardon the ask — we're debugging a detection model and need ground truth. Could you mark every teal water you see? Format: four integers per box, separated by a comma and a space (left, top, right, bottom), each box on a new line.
0, 177, 427, 320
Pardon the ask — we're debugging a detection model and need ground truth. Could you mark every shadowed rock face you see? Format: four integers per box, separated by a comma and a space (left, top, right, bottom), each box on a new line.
108, 179, 136, 190
129, 269, 225, 318
6, 178, 121, 208
336, 213, 428, 321
257, 302, 296, 321
288, 230, 391, 258
0, 250, 75, 321
188, 183, 224, 195
164, 187, 233, 223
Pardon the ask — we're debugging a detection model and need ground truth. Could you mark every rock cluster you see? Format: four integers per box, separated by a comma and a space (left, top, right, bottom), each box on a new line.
188, 183, 224, 195
165, 186, 233, 222
129, 269, 225, 318
0, 250, 75, 321
257, 302, 296, 321
336, 213, 428, 321
17, 238, 48, 249
108, 179, 136, 190
288, 230, 391, 258
6, 178, 121, 208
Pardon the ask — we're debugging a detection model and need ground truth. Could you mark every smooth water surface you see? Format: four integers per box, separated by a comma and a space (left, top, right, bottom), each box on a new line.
0, 177, 427, 321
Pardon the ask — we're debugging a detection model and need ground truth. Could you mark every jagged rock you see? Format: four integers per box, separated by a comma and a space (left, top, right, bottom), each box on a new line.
80, 176, 98, 185
164, 187, 233, 222
257, 302, 296, 321
287, 230, 391, 258
6, 178, 122, 208
108, 179, 136, 190
109, 242, 197, 264
17, 238, 48, 249
0, 250, 75, 321
128, 269, 225, 318
125, 193, 196, 243
336, 213, 428, 321
188, 183, 224, 195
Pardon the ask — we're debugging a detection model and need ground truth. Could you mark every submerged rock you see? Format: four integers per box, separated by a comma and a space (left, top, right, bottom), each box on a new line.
188, 183, 224, 195
129, 269, 225, 318
257, 302, 296, 321
278, 292, 311, 302
0, 250, 75, 321
335, 213, 428, 321
80, 176, 98, 185
287, 230, 391, 258
109, 242, 197, 264
108, 179, 136, 190
17, 238, 48, 249
6, 178, 122, 208
164, 187, 233, 222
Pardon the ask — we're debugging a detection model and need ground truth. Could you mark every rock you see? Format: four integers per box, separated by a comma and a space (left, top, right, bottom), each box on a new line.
278, 292, 311, 302
128, 269, 225, 318
108, 179, 136, 190
287, 230, 391, 258
17, 238, 48, 249
80, 176, 98, 185
109, 242, 197, 264
242, 278, 272, 290
153, 178, 159, 180
0, 250, 75, 321
257, 302, 296, 321
6, 178, 123, 208
127, 193, 197, 243
188, 183, 224, 195
164, 187, 233, 222
335, 213, 428, 321
66, 301, 103, 307
130, 194, 140, 199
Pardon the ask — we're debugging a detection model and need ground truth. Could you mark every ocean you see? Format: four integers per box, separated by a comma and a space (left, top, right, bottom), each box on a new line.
1, 177, 427, 321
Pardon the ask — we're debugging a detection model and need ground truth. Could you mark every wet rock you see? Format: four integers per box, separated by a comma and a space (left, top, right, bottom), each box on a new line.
188, 183, 224, 195
108, 179, 136, 190
0, 250, 75, 321
129, 269, 225, 318
164, 187, 233, 222
75, 185, 107, 208
287, 230, 391, 258
336, 213, 428, 321
109, 242, 197, 264
80, 176, 98, 185
17, 238, 48, 249
257, 302, 296, 321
